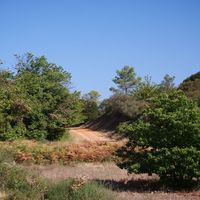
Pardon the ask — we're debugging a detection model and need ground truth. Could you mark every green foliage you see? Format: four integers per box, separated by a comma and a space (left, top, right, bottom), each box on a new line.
58, 91, 86, 126
0, 53, 85, 141
159, 74, 176, 92
83, 100, 99, 122
134, 75, 160, 101
82, 90, 101, 122
0, 163, 47, 199
102, 93, 145, 119
117, 91, 200, 182
0, 157, 113, 200
135, 74, 176, 101
110, 66, 141, 94
83, 90, 101, 102
0, 70, 30, 141
46, 180, 114, 200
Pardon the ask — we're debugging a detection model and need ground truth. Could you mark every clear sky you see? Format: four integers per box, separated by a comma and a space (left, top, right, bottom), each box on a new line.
0, 0, 200, 99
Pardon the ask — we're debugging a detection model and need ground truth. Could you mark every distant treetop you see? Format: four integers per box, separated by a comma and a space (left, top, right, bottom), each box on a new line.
110, 66, 141, 94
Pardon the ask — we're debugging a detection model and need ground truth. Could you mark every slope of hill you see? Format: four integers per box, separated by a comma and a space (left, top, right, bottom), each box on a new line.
87, 112, 130, 131
179, 71, 200, 106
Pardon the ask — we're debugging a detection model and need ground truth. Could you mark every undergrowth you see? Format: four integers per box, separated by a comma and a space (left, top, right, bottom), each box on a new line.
0, 140, 121, 164
0, 149, 114, 200
0, 164, 114, 200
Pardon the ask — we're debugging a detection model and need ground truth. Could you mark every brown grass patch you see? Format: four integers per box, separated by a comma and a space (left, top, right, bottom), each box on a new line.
0, 140, 122, 164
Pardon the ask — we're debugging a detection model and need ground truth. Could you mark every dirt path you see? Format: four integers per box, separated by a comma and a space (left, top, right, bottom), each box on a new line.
69, 127, 114, 143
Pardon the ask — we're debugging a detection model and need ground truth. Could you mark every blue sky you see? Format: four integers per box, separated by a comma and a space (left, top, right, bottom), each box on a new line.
0, 0, 200, 99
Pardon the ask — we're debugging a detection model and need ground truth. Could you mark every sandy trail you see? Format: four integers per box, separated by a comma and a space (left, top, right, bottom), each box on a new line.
69, 127, 113, 143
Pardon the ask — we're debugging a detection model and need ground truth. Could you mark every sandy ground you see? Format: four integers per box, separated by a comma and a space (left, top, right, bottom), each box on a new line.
69, 127, 113, 143
29, 128, 200, 200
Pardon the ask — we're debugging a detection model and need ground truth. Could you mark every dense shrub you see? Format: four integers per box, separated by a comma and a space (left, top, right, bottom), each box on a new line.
0, 54, 85, 141
82, 100, 99, 122
101, 93, 145, 119
82, 90, 101, 122
117, 91, 200, 182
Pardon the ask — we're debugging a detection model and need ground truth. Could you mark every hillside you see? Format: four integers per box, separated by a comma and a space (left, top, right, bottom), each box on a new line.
87, 112, 130, 131
179, 71, 200, 106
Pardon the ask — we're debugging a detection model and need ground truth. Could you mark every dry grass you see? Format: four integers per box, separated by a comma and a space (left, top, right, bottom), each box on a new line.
0, 140, 122, 165
0, 128, 125, 164
29, 162, 200, 200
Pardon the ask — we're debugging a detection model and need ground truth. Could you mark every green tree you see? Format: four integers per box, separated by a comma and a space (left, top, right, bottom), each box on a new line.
135, 75, 159, 101
103, 93, 145, 119
15, 54, 73, 140
0, 53, 85, 141
159, 74, 176, 92
110, 66, 141, 94
63, 91, 86, 126
117, 91, 200, 182
82, 90, 101, 122
0, 70, 29, 140
83, 90, 101, 103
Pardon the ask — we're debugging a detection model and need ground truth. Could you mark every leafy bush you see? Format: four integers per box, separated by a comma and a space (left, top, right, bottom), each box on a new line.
134, 75, 160, 101
117, 91, 200, 182
82, 90, 101, 122
82, 100, 99, 122
0, 54, 85, 141
101, 93, 145, 119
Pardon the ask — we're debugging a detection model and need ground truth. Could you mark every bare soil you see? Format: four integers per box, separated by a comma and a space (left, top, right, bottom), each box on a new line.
69, 127, 114, 143
29, 128, 200, 200
0, 191, 7, 199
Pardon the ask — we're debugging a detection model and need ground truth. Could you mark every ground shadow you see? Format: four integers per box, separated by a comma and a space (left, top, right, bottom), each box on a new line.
94, 179, 199, 193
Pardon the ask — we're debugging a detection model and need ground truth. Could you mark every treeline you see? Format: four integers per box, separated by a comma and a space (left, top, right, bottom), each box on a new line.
100, 67, 177, 122
90, 66, 190, 130
95, 66, 200, 129
0, 53, 99, 141
0, 54, 199, 141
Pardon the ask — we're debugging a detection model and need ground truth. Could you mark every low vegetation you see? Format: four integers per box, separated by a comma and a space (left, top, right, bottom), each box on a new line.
0, 140, 121, 164
45, 180, 114, 200
0, 150, 114, 200
0, 164, 114, 200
